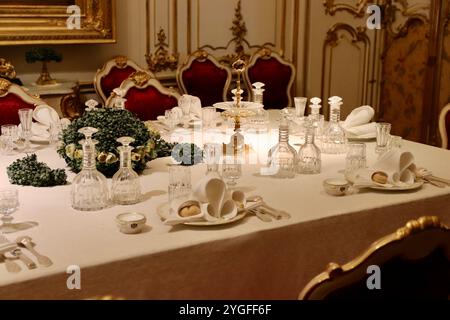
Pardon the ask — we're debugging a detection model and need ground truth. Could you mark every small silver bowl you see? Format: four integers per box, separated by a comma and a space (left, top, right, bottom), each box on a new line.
323, 179, 351, 196
116, 212, 147, 234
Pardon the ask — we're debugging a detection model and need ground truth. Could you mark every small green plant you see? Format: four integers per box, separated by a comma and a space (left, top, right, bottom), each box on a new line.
7, 154, 67, 187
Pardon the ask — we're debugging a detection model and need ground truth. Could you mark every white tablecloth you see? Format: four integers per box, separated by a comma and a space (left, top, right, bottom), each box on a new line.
1, 112, 450, 300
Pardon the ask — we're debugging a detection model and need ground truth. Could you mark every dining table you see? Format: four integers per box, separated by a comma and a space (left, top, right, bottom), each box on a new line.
0, 110, 449, 300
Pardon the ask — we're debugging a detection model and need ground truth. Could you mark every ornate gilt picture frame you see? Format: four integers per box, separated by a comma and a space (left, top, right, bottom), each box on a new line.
0, 0, 116, 45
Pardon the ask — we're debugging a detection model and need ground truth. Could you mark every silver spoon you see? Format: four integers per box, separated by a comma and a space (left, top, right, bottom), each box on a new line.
16, 236, 52, 267
5, 249, 36, 270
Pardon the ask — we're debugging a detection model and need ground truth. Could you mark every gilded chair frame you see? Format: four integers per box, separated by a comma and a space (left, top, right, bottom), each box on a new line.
176, 50, 232, 103
116, 70, 180, 106
244, 47, 296, 108
299, 216, 450, 300
439, 104, 450, 149
0, 78, 45, 106
94, 56, 148, 103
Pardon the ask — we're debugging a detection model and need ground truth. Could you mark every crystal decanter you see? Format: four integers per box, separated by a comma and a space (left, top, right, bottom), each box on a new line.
71, 127, 109, 211
112, 137, 141, 205
267, 121, 297, 179
308, 97, 325, 148
322, 96, 347, 154
298, 119, 321, 174
252, 82, 265, 105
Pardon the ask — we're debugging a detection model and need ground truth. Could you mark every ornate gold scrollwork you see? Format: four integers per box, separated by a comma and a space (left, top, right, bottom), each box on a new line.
0, 0, 115, 45
146, 28, 179, 73
0, 59, 16, 80
323, 0, 370, 17
396, 216, 444, 238
114, 56, 129, 68
200, 0, 276, 67
129, 71, 152, 87
0, 78, 11, 96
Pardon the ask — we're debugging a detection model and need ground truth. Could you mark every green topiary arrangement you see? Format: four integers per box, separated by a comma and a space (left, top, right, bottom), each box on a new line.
7, 154, 67, 187
57, 108, 176, 178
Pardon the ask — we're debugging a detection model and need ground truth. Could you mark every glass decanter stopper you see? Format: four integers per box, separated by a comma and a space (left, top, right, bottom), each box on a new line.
252, 82, 265, 105
71, 127, 109, 211
322, 96, 347, 154
298, 119, 321, 174
112, 137, 142, 205
85, 99, 99, 112
267, 121, 297, 179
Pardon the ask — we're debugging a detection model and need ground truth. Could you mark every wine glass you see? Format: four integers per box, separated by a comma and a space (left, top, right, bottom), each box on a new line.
18, 108, 34, 153
222, 157, 242, 187
0, 189, 38, 234
1, 124, 18, 155
0, 189, 19, 234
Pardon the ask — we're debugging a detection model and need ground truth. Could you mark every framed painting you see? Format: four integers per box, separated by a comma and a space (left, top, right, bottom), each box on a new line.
0, 0, 116, 45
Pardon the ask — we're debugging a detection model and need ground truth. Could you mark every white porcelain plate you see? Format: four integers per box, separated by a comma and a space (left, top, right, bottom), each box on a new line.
370, 180, 424, 191
157, 202, 248, 227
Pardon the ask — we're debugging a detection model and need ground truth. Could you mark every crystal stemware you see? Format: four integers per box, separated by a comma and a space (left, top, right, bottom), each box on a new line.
0, 189, 37, 234
376, 123, 392, 154
202, 107, 217, 129
71, 127, 109, 211
18, 108, 33, 153
294, 97, 308, 118
203, 143, 222, 177
168, 165, 192, 205
1, 124, 18, 155
112, 137, 142, 205
222, 156, 242, 187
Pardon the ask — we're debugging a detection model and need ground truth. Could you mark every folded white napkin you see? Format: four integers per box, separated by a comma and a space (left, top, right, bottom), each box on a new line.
179, 94, 202, 118
350, 149, 416, 188
164, 176, 238, 226
20, 105, 70, 140
342, 106, 376, 138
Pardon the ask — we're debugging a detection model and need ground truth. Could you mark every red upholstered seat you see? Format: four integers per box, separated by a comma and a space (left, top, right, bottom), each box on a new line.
245, 49, 295, 109
100, 66, 137, 103
94, 56, 148, 103
0, 93, 35, 126
178, 51, 231, 107
124, 86, 178, 121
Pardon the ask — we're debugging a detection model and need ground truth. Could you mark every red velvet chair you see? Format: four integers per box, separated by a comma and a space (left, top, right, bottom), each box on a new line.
244, 48, 296, 109
0, 78, 45, 127
439, 104, 450, 149
177, 50, 232, 107
94, 56, 149, 103
117, 71, 180, 121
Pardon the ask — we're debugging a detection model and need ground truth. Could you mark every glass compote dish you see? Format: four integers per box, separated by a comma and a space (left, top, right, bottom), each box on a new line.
112, 137, 142, 205
71, 127, 109, 211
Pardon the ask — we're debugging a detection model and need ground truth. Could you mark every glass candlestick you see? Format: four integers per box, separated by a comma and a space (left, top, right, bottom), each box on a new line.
267, 121, 297, 179
112, 137, 141, 205
298, 119, 321, 174
71, 127, 109, 211
322, 98, 347, 154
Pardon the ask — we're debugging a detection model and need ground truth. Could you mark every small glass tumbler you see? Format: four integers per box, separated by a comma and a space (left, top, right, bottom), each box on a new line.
49, 121, 62, 147
1, 124, 18, 155
18, 108, 34, 153
388, 135, 403, 150
222, 156, 242, 187
294, 97, 308, 117
0, 188, 19, 234
345, 143, 367, 176
203, 143, 222, 176
202, 107, 217, 129
168, 165, 192, 204
376, 123, 392, 154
